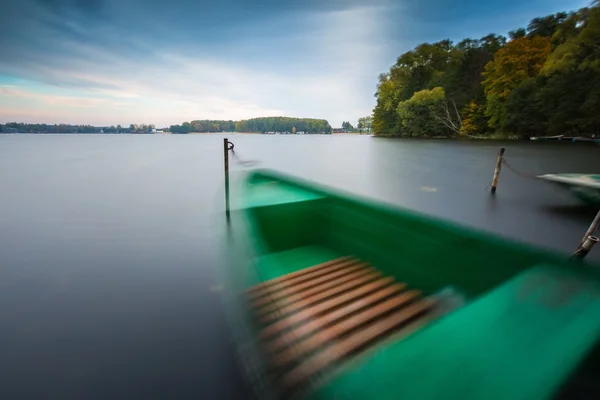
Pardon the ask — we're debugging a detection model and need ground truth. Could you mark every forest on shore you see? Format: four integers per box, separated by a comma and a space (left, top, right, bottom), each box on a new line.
170, 117, 331, 134
1, 117, 333, 134
234, 117, 331, 133
373, 2, 600, 138
0, 123, 157, 134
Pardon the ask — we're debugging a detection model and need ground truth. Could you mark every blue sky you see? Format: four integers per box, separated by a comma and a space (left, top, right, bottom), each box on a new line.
0, 0, 591, 127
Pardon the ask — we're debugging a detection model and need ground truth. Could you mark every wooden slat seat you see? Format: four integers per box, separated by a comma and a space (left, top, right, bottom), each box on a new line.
247, 255, 437, 395
248, 256, 358, 300
272, 289, 423, 369
261, 277, 401, 342
259, 269, 381, 323
281, 298, 436, 390
266, 282, 409, 352
251, 261, 369, 308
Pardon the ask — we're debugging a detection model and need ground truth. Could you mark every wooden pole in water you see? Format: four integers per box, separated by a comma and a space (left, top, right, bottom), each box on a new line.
580, 209, 600, 247
490, 147, 505, 194
224, 138, 230, 219
570, 210, 600, 260
571, 236, 599, 260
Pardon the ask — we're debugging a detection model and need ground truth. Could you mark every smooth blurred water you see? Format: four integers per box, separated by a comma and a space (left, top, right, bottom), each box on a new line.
1, 133, 599, 399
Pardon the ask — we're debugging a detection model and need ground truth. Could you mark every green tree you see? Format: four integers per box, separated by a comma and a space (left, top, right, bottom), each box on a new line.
527, 13, 569, 38
542, 6, 600, 76
536, 4, 600, 135
357, 116, 372, 133
509, 28, 526, 40
461, 101, 489, 136
443, 35, 505, 110
373, 73, 400, 135
233, 117, 331, 133
482, 36, 552, 129
503, 78, 547, 136
373, 35, 505, 136
396, 87, 447, 137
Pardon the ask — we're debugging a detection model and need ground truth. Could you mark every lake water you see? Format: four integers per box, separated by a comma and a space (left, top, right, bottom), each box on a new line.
1, 133, 600, 399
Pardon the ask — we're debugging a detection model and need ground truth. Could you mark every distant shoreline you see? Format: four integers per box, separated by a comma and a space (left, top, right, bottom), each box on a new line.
372, 135, 521, 141
371, 135, 600, 144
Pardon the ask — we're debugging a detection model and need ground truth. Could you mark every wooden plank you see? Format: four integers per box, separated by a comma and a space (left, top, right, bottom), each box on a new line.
248, 257, 360, 301
251, 262, 369, 308
267, 282, 407, 352
281, 298, 437, 390
255, 266, 376, 316
260, 270, 382, 324
271, 290, 422, 370
261, 277, 401, 341
248, 256, 354, 297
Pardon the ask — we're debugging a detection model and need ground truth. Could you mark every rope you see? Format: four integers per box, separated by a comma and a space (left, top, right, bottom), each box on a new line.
227, 140, 260, 167
501, 158, 538, 179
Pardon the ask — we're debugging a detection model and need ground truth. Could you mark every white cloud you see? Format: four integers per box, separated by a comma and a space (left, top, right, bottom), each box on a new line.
0, 86, 131, 108
1, 6, 388, 127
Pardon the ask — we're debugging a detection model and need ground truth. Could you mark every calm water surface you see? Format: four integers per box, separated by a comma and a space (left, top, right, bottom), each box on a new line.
1, 134, 599, 398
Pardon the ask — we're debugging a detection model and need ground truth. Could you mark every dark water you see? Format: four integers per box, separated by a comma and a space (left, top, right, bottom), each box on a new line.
1, 134, 599, 399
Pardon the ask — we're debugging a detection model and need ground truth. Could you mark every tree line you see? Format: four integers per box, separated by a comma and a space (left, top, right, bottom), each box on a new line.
357, 116, 372, 132
1, 123, 158, 133
169, 117, 332, 134
234, 117, 331, 133
2, 117, 333, 134
373, 2, 600, 138
169, 120, 235, 133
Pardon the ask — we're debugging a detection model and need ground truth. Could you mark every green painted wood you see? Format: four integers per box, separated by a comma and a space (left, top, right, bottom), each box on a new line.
254, 246, 343, 284
309, 265, 600, 400
538, 174, 600, 206
242, 170, 600, 297
243, 177, 324, 208
222, 169, 600, 400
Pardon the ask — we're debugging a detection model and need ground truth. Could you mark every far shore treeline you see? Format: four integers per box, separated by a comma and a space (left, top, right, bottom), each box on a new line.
373, 2, 600, 138
0, 123, 159, 134
169, 117, 332, 134
1, 117, 332, 134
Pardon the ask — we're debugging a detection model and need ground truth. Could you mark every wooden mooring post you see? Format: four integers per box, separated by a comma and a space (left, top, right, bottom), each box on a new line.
572, 210, 600, 260
572, 236, 599, 260
490, 147, 505, 194
224, 138, 231, 219
580, 210, 600, 247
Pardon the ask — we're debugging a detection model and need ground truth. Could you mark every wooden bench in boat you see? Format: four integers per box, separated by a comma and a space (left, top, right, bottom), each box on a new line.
247, 256, 438, 393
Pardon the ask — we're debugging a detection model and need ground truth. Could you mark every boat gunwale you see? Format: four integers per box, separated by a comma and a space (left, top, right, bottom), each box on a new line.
537, 173, 600, 189
245, 168, 600, 274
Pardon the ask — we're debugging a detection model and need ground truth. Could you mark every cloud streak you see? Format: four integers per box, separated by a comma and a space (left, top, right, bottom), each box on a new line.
0, 0, 589, 126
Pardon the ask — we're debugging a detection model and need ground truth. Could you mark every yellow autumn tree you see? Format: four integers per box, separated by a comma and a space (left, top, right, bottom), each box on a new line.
482, 36, 552, 129
460, 101, 488, 136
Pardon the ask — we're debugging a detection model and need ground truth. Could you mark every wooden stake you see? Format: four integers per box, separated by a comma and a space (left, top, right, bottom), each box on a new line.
580, 209, 600, 247
224, 138, 230, 218
571, 236, 599, 260
490, 147, 505, 194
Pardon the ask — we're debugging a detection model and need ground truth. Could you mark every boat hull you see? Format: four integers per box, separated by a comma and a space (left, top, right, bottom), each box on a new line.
221, 169, 600, 399
538, 174, 600, 205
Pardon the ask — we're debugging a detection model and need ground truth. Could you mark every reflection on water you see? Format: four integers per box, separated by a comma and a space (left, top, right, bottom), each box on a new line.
0, 134, 599, 398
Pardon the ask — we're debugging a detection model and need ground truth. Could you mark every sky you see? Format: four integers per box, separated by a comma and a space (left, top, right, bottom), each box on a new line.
0, 0, 591, 127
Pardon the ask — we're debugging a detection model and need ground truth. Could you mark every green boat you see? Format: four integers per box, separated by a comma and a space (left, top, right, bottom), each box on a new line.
538, 174, 600, 206
221, 169, 600, 400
